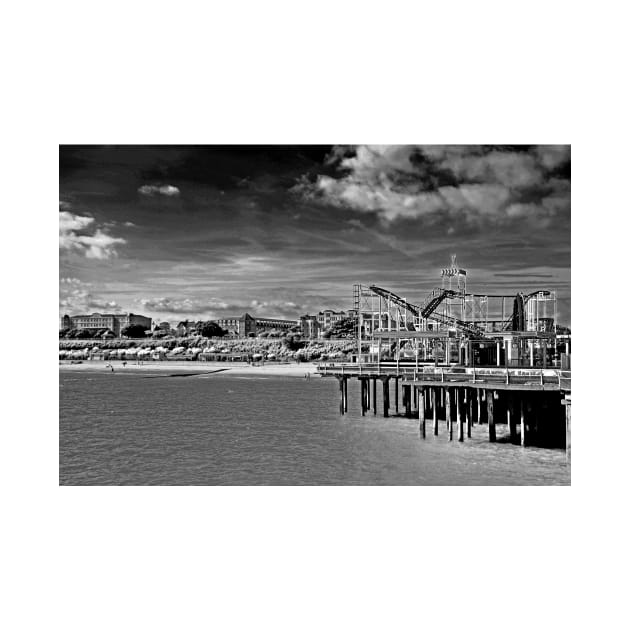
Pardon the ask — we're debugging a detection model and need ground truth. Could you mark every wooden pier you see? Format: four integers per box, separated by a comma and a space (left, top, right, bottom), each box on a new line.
318, 363, 571, 455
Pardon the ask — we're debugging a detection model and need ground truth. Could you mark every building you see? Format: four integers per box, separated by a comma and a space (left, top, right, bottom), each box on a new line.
254, 316, 297, 334
214, 314, 256, 337
60, 312, 152, 336
213, 313, 298, 337
316, 309, 349, 329
300, 314, 320, 339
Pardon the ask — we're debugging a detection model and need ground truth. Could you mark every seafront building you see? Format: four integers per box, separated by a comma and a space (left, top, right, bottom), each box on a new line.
213, 313, 298, 337
60, 312, 152, 336
316, 309, 349, 328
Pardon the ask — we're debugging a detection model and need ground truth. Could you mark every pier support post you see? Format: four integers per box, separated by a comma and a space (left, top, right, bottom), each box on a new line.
564, 395, 571, 461
445, 388, 453, 440
487, 390, 496, 442
466, 389, 472, 438
372, 378, 377, 415
432, 387, 438, 435
507, 394, 517, 445
360, 379, 366, 416
476, 388, 482, 425
338, 378, 345, 415
404, 384, 412, 418
457, 388, 464, 442
343, 377, 348, 414
382, 378, 389, 418
470, 388, 478, 426
520, 396, 527, 447
395, 377, 399, 414
418, 388, 426, 438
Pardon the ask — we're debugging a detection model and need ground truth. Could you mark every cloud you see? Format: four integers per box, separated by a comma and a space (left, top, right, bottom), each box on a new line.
139, 297, 231, 314
292, 145, 570, 227
59, 210, 127, 259
138, 184, 180, 197
59, 285, 121, 315
138, 296, 307, 319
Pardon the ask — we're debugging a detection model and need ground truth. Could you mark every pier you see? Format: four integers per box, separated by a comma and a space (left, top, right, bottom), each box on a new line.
319, 363, 571, 453
319, 257, 571, 456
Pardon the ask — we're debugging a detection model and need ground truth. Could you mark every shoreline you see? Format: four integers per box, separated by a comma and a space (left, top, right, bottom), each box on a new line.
59, 360, 319, 378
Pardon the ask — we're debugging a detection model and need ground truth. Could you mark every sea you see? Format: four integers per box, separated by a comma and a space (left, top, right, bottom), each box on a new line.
59, 371, 570, 485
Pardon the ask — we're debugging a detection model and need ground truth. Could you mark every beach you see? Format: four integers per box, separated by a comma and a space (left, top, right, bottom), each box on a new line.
59, 359, 319, 377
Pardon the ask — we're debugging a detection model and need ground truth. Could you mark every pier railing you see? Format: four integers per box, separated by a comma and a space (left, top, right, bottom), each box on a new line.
317, 363, 571, 390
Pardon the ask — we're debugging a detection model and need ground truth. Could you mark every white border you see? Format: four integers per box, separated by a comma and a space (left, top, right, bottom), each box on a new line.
5, 2, 627, 628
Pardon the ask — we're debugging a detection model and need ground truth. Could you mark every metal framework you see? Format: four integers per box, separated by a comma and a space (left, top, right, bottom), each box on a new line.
353, 256, 562, 368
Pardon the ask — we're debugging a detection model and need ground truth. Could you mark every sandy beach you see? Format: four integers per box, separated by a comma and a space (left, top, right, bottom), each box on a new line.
59, 360, 319, 377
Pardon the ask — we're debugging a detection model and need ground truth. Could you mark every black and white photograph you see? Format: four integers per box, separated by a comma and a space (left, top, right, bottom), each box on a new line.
59, 144, 571, 485
8, 2, 629, 629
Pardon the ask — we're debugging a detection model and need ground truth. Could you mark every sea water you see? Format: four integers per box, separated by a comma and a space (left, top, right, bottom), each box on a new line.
59, 372, 570, 485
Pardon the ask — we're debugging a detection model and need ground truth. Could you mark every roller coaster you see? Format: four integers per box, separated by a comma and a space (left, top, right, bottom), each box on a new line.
363, 284, 555, 339
368, 285, 488, 337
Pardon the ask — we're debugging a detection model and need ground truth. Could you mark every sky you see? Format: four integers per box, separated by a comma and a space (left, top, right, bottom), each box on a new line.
59, 145, 571, 325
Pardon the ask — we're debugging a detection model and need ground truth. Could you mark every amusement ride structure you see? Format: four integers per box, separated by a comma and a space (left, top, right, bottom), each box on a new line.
353, 255, 563, 367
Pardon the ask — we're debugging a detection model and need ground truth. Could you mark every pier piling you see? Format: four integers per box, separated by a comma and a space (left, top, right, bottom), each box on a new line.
432, 387, 438, 435
507, 394, 517, 444
446, 387, 453, 440
360, 379, 366, 416
372, 378, 377, 415
487, 389, 496, 442
403, 384, 412, 418
466, 389, 472, 438
338, 378, 345, 415
418, 388, 426, 438
564, 395, 571, 461
457, 388, 464, 442
382, 378, 389, 418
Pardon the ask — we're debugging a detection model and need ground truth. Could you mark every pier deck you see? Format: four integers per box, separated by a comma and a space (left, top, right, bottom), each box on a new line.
318, 363, 571, 391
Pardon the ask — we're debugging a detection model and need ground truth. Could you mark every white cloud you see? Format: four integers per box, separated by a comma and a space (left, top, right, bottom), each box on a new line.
59, 285, 121, 315
59, 210, 126, 259
139, 297, 230, 314
294, 145, 570, 226
138, 184, 180, 197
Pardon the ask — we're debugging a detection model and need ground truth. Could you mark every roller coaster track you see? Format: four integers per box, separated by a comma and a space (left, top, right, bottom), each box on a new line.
368, 285, 421, 318
368, 285, 487, 337
420, 288, 460, 318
